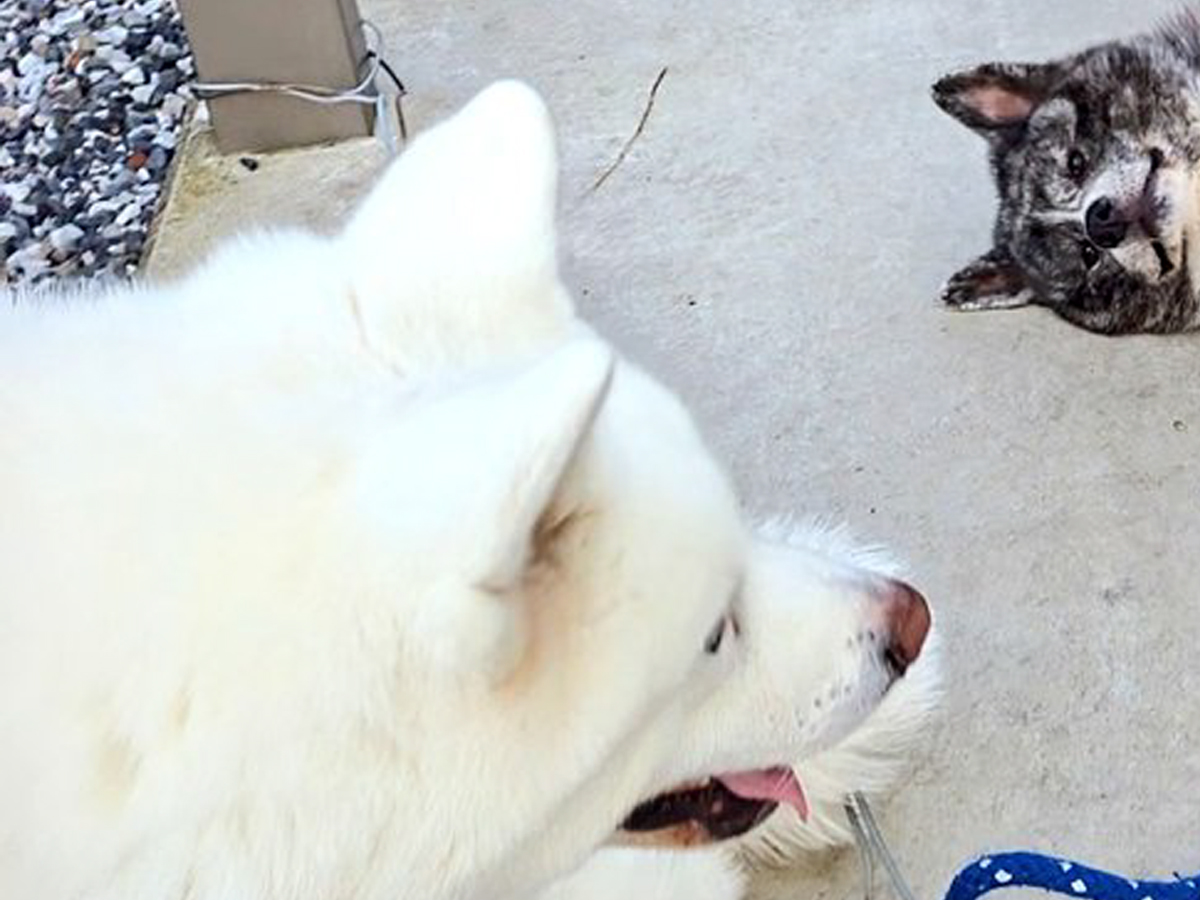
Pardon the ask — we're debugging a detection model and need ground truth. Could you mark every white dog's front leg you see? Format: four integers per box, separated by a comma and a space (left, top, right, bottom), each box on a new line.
535, 849, 745, 900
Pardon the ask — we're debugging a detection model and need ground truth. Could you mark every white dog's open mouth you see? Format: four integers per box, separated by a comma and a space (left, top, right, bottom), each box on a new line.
618, 767, 808, 846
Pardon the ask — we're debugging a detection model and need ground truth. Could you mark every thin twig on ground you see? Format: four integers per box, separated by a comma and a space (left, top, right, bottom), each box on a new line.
590, 66, 668, 193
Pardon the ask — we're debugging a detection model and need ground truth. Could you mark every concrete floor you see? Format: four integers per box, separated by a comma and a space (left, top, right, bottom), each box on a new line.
149, 1, 1200, 898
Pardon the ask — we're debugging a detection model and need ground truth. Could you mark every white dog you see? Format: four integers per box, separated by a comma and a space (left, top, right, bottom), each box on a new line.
0, 82, 937, 900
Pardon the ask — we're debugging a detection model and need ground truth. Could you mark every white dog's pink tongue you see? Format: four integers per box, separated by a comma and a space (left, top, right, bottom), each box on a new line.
717, 767, 809, 821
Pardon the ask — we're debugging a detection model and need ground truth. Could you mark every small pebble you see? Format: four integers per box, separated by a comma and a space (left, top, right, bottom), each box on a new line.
48, 223, 84, 254
160, 92, 186, 120
94, 24, 128, 45
130, 83, 156, 105
6, 242, 51, 279
17, 52, 46, 76
4, 182, 33, 204
113, 201, 141, 227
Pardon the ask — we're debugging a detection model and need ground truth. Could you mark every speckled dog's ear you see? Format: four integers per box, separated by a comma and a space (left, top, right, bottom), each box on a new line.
941, 247, 1034, 312
932, 62, 1062, 138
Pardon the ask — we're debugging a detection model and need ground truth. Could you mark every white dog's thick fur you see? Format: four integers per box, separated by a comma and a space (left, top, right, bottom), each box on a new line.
0, 83, 938, 900
542, 526, 942, 900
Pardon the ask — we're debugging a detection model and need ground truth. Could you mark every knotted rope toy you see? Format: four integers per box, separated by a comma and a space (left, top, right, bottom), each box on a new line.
844, 794, 1200, 900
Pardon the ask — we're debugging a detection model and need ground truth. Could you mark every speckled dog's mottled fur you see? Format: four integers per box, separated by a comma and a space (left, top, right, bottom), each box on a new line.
934, 11, 1200, 334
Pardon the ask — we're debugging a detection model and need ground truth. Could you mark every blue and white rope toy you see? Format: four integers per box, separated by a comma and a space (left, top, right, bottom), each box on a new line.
946, 854, 1200, 900
844, 794, 1200, 900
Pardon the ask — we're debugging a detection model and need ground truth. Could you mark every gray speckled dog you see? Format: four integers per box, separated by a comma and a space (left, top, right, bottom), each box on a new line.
934, 11, 1200, 334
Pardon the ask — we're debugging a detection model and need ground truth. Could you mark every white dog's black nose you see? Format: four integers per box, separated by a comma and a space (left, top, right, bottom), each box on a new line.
876, 581, 931, 676
1085, 198, 1128, 249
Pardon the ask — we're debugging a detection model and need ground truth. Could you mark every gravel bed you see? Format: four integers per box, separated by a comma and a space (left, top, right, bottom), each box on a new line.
0, 0, 194, 286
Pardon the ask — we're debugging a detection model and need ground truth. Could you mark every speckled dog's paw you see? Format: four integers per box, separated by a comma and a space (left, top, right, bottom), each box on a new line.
940, 248, 1034, 312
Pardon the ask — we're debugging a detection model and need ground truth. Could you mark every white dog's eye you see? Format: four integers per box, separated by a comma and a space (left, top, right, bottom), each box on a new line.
704, 616, 727, 655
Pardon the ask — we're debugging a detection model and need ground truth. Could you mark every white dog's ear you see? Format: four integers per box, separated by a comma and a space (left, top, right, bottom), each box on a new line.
459, 339, 614, 590
403, 339, 615, 681
340, 81, 574, 365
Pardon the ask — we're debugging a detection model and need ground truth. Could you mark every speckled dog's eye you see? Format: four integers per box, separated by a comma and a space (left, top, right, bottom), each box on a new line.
1067, 148, 1088, 181
1080, 241, 1101, 269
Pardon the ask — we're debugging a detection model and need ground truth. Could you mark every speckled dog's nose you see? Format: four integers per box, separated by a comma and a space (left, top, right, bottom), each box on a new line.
1086, 197, 1129, 248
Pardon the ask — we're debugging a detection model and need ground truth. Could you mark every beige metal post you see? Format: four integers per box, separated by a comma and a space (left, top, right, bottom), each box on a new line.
177, 0, 373, 153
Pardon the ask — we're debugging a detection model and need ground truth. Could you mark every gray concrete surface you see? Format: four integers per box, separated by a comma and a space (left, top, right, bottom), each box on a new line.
149, 2, 1200, 898
145, 116, 386, 278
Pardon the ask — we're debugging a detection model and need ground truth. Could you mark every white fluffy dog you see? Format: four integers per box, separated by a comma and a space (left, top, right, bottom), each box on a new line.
0, 82, 938, 900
